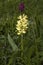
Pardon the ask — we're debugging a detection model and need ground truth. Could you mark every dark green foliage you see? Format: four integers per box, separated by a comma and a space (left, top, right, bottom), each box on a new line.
0, 0, 43, 65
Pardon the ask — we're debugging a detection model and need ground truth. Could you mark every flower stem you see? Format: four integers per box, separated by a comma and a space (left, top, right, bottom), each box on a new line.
21, 34, 23, 57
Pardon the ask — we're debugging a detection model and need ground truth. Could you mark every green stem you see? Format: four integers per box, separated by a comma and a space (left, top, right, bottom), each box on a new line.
21, 34, 23, 57
35, 40, 39, 65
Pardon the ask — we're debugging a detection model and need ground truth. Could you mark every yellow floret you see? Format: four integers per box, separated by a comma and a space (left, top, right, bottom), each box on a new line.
16, 14, 29, 35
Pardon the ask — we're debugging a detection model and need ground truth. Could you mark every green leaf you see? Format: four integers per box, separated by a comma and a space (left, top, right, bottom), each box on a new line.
7, 53, 16, 65
8, 33, 18, 52
24, 45, 35, 65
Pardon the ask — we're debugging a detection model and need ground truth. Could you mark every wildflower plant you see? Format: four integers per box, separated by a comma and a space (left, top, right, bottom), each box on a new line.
16, 14, 29, 35
19, 2, 25, 12
16, 14, 29, 57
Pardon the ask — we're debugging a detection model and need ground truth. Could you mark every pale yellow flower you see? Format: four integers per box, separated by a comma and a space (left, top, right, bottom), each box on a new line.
16, 14, 29, 35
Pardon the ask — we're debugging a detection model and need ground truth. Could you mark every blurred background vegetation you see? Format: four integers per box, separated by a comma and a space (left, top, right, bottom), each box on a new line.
0, 0, 43, 65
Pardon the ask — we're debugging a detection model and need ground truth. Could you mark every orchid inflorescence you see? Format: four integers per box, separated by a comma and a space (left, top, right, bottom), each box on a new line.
19, 2, 24, 12
16, 14, 29, 35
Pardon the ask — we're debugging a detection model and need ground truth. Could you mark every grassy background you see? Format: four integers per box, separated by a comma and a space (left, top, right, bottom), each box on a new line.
0, 0, 43, 65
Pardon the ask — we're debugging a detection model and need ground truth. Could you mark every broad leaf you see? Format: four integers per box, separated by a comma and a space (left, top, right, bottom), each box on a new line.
8, 33, 18, 52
